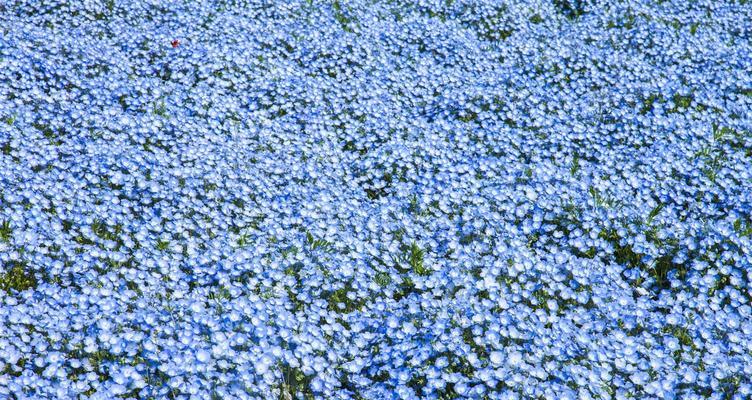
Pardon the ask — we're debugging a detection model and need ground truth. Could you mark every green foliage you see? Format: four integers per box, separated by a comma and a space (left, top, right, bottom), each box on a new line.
152, 100, 168, 117
208, 286, 232, 302
374, 271, 391, 287
459, 233, 478, 246
553, 0, 585, 19
407, 241, 429, 276
86, 349, 120, 379
640, 93, 665, 115
712, 124, 748, 146
689, 22, 699, 35
237, 232, 252, 247
278, 362, 314, 400
670, 93, 693, 111
408, 194, 420, 214
607, 13, 636, 29
32, 122, 58, 141
280, 245, 299, 259
662, 324, 695, 349
737, 88, 752, 97
0, 220, 11, 242
469, 4, 514, 41
733, 219, 752, 238
392, 275, 417, 301
599, 229, 684, 291
0, 262, 37, 293
1, 357, 27, 377
332, 1, 354, 32
531, 288, 550, 308
326, 282, 365, 312
284, 262, 303, 277
589, 186, 608, 208
708, 274, 730, 297
91, 220, 123, 242
306, 231, 334, 252
649, 255, 685, 290
646, 203, 664, 225
457, 111, 478, 123
570, 154, 580, 176
156, 239, 170, 251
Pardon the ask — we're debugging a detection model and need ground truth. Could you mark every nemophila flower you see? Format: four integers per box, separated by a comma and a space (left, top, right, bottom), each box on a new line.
1, 0, 751, 398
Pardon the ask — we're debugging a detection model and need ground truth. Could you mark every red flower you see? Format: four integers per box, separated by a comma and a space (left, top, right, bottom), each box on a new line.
171, 39, 180, 48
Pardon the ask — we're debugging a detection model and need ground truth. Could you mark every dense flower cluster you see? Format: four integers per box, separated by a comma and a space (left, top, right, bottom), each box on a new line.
1, 0, 752, 398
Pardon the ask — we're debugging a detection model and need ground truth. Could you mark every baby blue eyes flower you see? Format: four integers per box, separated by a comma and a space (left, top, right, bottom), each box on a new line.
1, 1, 750, 399
196, 349, 211, 363
110, 384, 127, 396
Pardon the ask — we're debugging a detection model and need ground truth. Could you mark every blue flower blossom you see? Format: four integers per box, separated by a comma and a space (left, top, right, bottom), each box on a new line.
0, 0, 751, 398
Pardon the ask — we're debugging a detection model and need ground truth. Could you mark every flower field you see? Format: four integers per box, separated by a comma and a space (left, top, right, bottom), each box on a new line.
1, 0, 751, 398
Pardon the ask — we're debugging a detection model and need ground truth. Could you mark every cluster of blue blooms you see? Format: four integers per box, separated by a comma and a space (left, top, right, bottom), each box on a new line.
1, 0, 752, 398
